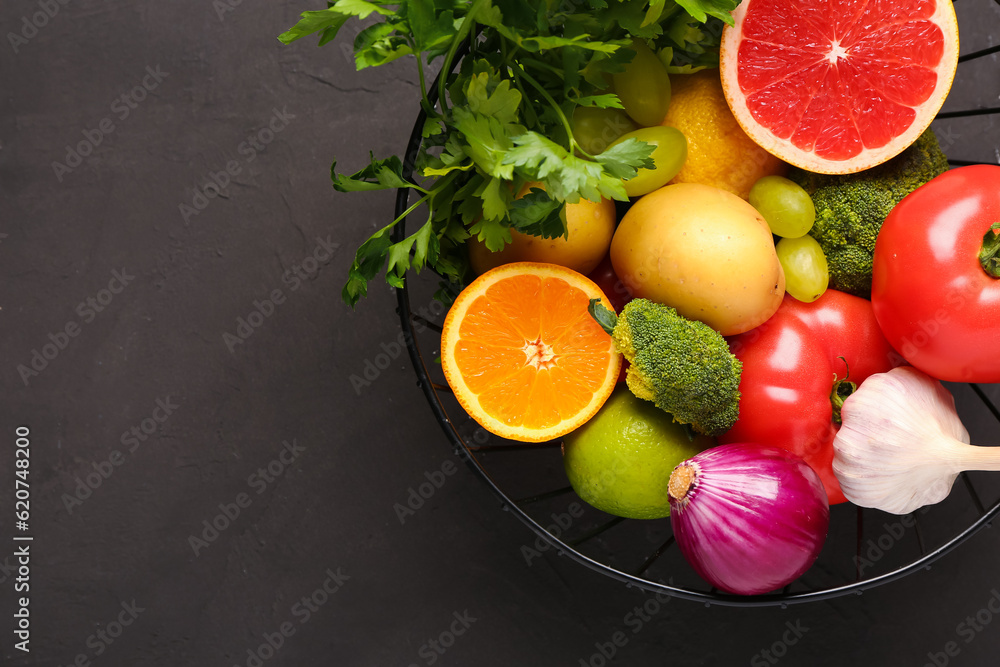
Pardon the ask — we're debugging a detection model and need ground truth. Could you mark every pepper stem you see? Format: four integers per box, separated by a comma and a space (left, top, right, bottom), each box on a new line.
980, 222, 1000, 279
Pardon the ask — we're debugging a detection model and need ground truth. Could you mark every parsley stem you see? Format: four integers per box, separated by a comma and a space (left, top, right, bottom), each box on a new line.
416, 55, 429, 110
513, 65, 585, 156
501, 39, 538, 128
520, 57, 564, 79
396, 172, 457, 224
396, 192, 433, 225
438, 0, 490, 115
407, 181, 431, 196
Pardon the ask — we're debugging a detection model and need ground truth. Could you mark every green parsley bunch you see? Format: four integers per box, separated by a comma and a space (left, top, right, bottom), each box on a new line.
279, 0, 737, 306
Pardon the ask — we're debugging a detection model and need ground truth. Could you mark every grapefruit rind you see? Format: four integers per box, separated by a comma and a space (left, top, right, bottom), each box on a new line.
441, 262, 622, 443
720, 0, 959, 175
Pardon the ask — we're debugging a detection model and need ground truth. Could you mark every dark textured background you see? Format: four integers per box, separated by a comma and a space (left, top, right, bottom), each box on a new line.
2, 1, 1000, 665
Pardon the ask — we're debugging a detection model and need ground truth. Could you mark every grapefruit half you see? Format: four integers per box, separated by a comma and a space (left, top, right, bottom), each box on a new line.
720, 0, 959, 174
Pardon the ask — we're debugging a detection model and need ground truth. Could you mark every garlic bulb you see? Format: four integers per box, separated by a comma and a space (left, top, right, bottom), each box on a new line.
832, 366, 999, 515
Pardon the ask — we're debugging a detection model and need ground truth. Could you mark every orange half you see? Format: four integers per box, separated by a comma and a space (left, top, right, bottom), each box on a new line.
441, 262, 622, 443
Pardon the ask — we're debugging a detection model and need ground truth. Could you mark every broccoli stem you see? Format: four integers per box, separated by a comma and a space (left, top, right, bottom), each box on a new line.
588, 299, 618, 335
980, 222, 1000, 279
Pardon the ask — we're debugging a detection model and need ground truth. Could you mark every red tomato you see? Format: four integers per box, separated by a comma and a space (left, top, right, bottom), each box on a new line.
587, 254, 632, 314
723, 291, 900, 504
588, 254, 633, 383
872, 165, 1000, 382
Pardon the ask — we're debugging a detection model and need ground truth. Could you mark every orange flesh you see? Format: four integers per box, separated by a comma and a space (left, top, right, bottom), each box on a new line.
452, 273, 615, 431
737, 0, 945, 161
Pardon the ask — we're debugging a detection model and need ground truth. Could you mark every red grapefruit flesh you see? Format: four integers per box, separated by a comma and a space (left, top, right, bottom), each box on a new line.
721, 0, 959, 174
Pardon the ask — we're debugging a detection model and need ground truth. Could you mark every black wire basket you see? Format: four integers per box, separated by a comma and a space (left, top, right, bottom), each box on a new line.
391, 0, 1000, 607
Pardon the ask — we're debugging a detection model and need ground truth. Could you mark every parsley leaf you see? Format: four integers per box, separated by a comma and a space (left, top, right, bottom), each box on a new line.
469, 215, 512, 252
278, 1, 393, 45
676, 0, 738, 25
595, 138, 656, 179
509, 188, 566, 239
280, 0, 741, 306
570, 93, 624, 109
452, 109, 521, 183
353, 23, 413, 69
504, 131, 632, 203
331, 155, 416, 192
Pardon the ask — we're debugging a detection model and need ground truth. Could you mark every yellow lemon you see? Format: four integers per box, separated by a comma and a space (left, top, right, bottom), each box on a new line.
661, 70, 786, 200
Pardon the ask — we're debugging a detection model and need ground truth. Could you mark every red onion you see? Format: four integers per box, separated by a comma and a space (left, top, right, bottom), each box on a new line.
668, 443, 830, 596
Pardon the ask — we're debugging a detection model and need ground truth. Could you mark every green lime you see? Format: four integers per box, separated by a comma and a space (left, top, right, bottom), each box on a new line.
563, 388, 714, 519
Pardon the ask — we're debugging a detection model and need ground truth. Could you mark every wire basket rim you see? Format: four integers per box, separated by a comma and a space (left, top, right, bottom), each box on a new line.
388, 35, 1000, 606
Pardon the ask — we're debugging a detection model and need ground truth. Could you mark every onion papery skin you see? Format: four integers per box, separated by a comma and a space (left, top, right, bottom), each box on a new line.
669, 443, 830, 596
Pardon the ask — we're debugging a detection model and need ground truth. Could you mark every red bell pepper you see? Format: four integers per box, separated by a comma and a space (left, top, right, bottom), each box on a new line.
722, 290, 900, 504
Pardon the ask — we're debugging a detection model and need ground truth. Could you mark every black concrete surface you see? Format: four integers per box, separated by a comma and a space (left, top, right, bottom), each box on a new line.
2, 1, 1000, 665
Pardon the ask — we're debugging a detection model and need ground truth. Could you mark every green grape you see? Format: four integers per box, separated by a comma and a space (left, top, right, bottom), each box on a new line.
749, 175, 816, 238
572, 106, 638, 156
609, 126, 687, 198
613, 40, 672, 127
777, 236, 829, 303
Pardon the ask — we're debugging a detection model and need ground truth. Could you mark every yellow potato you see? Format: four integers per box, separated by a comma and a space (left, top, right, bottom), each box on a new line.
610, 183, 784, 335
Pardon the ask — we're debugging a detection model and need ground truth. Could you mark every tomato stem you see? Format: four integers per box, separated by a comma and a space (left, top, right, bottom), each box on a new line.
980, 222, 1000, 279
830, 357, 856, 426
830, 380, 856, 426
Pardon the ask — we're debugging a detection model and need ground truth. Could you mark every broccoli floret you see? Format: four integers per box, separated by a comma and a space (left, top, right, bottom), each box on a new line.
590, 298, 742, 436
788, 128, 949, 297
